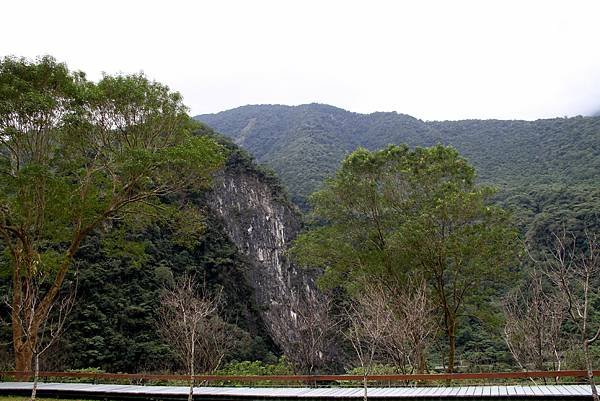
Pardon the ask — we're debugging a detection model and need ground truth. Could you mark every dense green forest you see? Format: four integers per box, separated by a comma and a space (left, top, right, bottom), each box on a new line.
0, 57, 280, 374
0, 131, 281, 372
193, 104, 600, 377
1, 59, 598, 384
196, 104, 600, 242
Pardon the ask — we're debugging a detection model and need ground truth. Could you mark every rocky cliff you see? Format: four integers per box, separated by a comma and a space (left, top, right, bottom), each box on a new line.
205, 142, 322, 347
0, 132, 330, 372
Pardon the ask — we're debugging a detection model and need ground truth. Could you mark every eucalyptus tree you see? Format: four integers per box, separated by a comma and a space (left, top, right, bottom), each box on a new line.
291, 145, 518, 372
0, 56, 225, 371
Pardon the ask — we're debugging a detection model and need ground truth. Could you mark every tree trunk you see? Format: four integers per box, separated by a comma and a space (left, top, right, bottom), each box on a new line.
584, 340, 599, 401
10, 235, 80, 372
363, 375, 368, 401
417, 351, 426, 374
188, 375, 194, 401
447, 329, 456, 374
14, 338, 33, 373
189, 334, 195, 401
30, 353, 39, 401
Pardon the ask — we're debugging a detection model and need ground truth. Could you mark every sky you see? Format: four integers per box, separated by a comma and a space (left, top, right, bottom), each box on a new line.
2, 0, 600, 120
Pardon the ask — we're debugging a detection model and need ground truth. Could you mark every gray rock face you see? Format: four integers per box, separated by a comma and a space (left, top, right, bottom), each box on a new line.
206, 167, 319, 334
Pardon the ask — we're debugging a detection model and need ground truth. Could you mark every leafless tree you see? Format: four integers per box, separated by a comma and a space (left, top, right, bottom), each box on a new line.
544, 230, 600, 401
196, 316, 233, 374
3, 273, 76, 401
157, 275, 228, 401
502, 268, 567, 383
379, 278, 436, 374
268, 291, 340, 374
343, 283, 394, 401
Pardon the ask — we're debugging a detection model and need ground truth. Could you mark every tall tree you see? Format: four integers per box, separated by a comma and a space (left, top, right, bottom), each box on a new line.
0, 56, 225, 371
291, 145, 518, 372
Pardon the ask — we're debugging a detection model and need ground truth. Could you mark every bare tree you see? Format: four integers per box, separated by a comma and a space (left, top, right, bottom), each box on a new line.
502, 268, 566, 383
379, 279, 436, 374
4, 273, 76, 401
195, 316, 233, 374
157, 275, 227, 401
545, 230, 600, 401
343, 283, 394, 401
268, 291, 339, 374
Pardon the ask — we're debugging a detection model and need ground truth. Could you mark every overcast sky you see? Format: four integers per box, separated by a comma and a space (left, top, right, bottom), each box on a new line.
3, 0, 600, 120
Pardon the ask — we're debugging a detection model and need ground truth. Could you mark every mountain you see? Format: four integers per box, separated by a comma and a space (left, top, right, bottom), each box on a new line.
196, 104, 600, 242
0, 131, 320, 372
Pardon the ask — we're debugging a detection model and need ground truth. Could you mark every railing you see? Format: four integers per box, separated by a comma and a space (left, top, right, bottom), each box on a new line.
1, 370, 599, 386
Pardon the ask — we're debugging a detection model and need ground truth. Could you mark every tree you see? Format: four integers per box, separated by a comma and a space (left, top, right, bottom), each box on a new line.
343, 284, 393, 401
545, 230, 599, 400
502, 268, 567, 379
268, 291, 339, 374
157, 275, 229, 401
291, 145, 518, 372
378, 277, 436, 374
0, 56, 225, 371
3, 272, 76, 400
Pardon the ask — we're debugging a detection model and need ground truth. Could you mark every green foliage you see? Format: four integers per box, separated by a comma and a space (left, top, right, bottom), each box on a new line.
0, 55, 226, 277
43, 210, 277, 373
347, 363, 405, 375
291, 144, 519, 371
216, 358, 293, 376
0, 132, 287, 373
0, 55, 234, 371
199, 104, 600, 371
292, 145, 518, 291
196, 104, 600, 237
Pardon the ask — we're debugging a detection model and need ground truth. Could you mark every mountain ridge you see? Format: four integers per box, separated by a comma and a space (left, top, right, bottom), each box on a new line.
201, 102, 595, 122
195, 103, 600, 242
195, 103, 600, 189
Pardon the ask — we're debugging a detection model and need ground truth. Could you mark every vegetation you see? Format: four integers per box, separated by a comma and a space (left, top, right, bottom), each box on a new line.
158, 275, 228, 401
197, 104, 600, 375
0, 57, 598, 389
196, 104, 600, 238
291, 145, 518, 373
0, 55, 224, 372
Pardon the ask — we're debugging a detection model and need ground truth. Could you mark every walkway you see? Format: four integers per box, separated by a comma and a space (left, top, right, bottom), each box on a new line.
0, 381, 594, 399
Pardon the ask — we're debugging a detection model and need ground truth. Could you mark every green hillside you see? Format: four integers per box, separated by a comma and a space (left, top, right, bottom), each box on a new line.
196, 104, 600, 240
0, 130, 280, 372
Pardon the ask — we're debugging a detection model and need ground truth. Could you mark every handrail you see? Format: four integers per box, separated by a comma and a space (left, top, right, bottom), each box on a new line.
1, 370, 598, 383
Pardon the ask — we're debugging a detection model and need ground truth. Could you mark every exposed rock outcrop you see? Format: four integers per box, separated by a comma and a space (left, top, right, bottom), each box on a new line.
206, 160, 319, 337
200, 137, 339, 372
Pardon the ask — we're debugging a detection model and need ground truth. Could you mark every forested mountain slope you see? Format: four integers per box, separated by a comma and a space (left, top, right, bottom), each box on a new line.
0, 131, 317, 372
196, 104, 600, 241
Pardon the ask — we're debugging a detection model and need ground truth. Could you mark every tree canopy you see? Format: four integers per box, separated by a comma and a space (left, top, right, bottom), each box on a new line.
291, 144, 519, 372
0, 55, 225, 370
